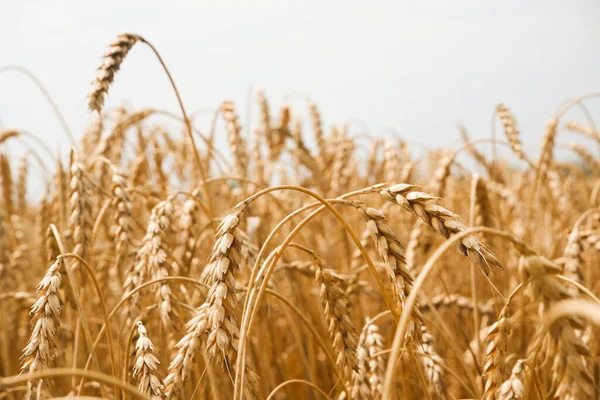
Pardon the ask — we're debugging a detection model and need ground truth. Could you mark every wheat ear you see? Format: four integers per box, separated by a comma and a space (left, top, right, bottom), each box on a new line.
88, 33, 140, 112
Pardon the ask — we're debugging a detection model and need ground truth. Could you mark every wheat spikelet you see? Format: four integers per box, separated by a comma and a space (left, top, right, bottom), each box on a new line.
381, 184, 503, 275
16, 153, 28, 214
564, 120, 600, 143
497, 360, 525, 400
203, 211, 243, 364
135, 198, 181, 331
152, 138, 169, 196
68, 150, 92, 279
562, 229, 584, 297
383, 141, 401, 182
88, 33, 140, 112
179, 193, 200, 276
421, 293, 495, 317
472, 174, 495, 229
351, 317, 385, 399
111, 170, 134, 275
269, 105, 290, 163
291, 116, 321, 184
222, 100, 248, 177
20, 259, 62, 388
405, 151, 456, 268
308, 101, 327, 168
520, 255, 593, 399
420, 324, 445, 399
482, 307, 511, 399
546, 169, 570, 214
314, 263, 359, 387
356, 205, 422, 340
0, 154, 14, 219
164, 304, 209, 398
330, 134, 353, 195
569, 141, 600, 171
0, 204, 12, 292
538, 117, 559, 179
496, 104, 527, 162
133, 321, 165, 400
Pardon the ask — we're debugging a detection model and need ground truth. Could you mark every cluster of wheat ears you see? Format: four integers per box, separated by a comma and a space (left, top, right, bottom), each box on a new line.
1, 33, 600, 400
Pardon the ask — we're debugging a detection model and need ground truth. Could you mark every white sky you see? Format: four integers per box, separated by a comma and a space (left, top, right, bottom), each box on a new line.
1, 0, 599, 167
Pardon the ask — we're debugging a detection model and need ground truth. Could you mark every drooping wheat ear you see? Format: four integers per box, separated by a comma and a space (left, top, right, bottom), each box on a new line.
20, 258, 62, 387
381, 184, 503, 275
421, 293, 495, 317
404, 151, 456, 268
68, 149, 92, 278
203, 211, 243, 364
314, 261, 359, 387
537, 117, 559, 179
383, 140, 401, 182
351, 317, 385, 399
569, 141, 600, 171
497, 360, 525, 400
221, 100, 248, 177
520, 255, 593, 399
472, 174, 495, 229
133, 321, 165, 400
164, 304, 209, 399
459, 124, 489, 169
564, 120, 600, 143
16, 153, 28, 214
420, 324, 445, 399
88, 33, 140, 112
0, 154, 14, 218
357, 205, 421, 339
482, 306, 511, 400
496, 104, 528, 162
134, 198, 181, 331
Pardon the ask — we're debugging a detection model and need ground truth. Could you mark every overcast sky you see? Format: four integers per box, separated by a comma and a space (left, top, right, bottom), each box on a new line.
1, 0, 599, 166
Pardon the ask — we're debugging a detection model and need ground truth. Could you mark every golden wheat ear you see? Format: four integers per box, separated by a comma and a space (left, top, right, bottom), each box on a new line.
88, 33, 140, 113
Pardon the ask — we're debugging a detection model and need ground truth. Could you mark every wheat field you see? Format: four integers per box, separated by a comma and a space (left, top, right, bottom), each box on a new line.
1, 33, 600, 400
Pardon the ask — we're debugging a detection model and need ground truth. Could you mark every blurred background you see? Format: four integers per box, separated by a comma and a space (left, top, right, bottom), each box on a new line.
1, 0, 599, 168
